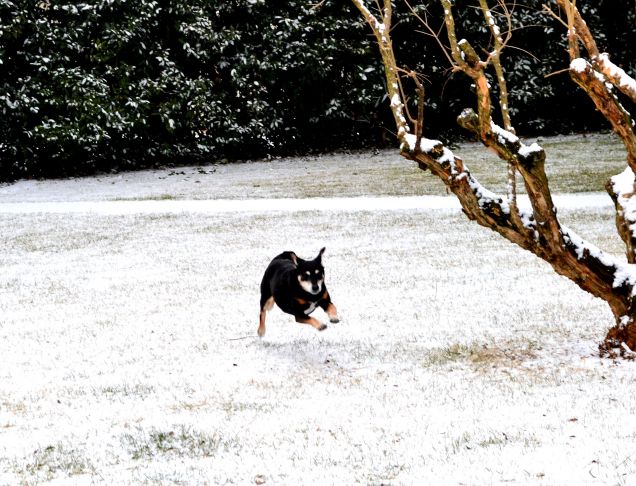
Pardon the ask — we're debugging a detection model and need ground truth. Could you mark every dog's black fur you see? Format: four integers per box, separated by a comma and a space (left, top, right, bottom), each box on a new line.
258, 247, 339, 337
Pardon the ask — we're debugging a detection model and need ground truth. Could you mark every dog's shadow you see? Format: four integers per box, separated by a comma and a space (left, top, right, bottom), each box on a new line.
259, 336, 327, 360
246, 325, 376, 380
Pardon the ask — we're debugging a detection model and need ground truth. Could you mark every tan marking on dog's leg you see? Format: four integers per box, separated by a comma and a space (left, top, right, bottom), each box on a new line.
258, 310, 266, 337
258, 297, 275, 337
326, 303, 340, 323
295, 315, 327, 332
263, 297, 275, 311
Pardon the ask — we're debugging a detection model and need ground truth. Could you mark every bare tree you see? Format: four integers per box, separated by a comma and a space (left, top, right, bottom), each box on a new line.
351, 0, 636, 356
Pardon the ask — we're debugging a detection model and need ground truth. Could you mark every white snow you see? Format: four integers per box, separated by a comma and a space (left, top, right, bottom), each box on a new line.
0, 193, 615, 215
518, 142, 543, 158
1, 148, 636, 484
597, 53, 636, 94
609, 167, 636, 252
468, 178, 510, 214
490, 121, 519, 145
402, 135, 456, 169
561, 224, 636, 293
570, 58, 588, 73
610, 166, 635, 196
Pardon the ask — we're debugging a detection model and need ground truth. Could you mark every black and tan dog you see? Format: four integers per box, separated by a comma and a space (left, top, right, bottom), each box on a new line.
258, 247, 339, 337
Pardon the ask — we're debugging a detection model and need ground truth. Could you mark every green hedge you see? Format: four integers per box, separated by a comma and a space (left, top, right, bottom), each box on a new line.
0, 0, 385, 179
0, 0, 633, 180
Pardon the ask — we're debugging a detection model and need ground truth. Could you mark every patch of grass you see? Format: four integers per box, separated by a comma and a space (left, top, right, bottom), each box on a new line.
541, 133, 626, 193
559, 208, 626, 256
447, 431, 473, 456
452, 132, 625, 195
220, 398, 273, 416
422, 343, 464, 366
367, 462, 409, 484
422, 341, 539, 369
2, 399, 27, 414
443, 429, 542, 458
114, 193, 176, 201
18, 443, 95, 481
11, 230, 111, 253
123, 425, 223, 460
98, 383, 155, 399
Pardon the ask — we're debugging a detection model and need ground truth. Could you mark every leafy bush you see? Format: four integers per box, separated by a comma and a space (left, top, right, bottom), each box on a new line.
390, 0, 635, 137
0, 0, 384, 179
0, 0, 633, 180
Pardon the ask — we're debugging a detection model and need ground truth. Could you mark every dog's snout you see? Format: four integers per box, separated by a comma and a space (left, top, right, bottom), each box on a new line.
312, 284, 319, 293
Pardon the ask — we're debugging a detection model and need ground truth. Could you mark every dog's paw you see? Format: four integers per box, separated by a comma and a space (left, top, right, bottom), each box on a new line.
257, 326, 265, 338
329, 316, 340, 323
318, 324, 328, 331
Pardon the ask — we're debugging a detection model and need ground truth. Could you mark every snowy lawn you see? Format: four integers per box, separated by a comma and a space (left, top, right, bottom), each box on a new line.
1, 133, 636, 485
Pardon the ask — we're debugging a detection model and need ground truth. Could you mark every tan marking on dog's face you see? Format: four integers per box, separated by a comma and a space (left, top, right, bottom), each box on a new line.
298, 273, 322, 294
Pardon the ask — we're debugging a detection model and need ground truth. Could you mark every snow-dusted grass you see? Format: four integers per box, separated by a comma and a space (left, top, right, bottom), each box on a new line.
0, 132, 624, 203
462, 132, 626, 195
2, 134, 636, 484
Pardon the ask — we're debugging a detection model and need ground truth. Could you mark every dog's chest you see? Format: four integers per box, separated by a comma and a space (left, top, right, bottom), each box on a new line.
293, 295, 320, 315
303, 301, 318, 315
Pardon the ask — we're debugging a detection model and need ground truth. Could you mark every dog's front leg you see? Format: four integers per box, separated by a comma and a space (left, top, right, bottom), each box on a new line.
295, 315, 327, 332
327, 304, 339, 323
318, 291, 340, 323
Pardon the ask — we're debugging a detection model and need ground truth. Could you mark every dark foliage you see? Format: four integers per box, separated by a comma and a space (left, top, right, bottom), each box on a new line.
0, 0, 633, 180
390, 0, 635, 137
0, 0, 384, 179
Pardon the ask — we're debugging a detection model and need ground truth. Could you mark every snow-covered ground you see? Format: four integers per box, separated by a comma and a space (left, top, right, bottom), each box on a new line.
1, 135, 636, 485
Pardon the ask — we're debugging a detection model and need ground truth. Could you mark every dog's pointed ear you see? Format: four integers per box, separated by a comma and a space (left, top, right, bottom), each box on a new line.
289, 252, 298, 265
317, 247, 326, 262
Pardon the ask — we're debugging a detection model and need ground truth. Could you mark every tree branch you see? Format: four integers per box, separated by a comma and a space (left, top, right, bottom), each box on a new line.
594, 53, 636, 104
440, 0, 492, 139
569, 59, 636, 169
478, 0, 517, 216
351, 0, 411, 141
405, 70, 425, 151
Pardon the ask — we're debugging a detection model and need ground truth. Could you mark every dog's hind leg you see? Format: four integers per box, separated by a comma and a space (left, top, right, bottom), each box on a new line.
258, 296, 275, 337
295, 315, 327, 332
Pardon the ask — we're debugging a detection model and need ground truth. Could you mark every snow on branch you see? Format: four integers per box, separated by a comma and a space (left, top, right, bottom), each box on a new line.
595, 53, 636, 104
400, 132, 540, 240
561, 225, 636, 297
458, 108, 546, 171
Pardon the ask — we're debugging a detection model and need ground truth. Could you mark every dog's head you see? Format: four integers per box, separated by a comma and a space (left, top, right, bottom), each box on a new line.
294, 247, 326, 295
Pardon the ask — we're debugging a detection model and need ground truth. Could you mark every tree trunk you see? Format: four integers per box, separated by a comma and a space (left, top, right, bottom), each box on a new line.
352, 0, 636, 358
